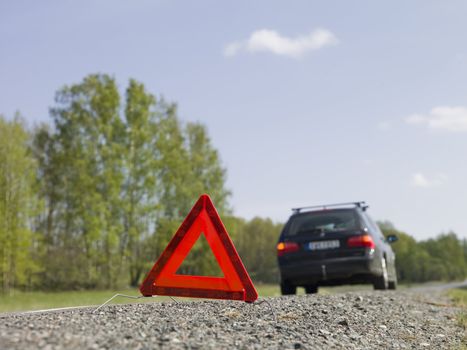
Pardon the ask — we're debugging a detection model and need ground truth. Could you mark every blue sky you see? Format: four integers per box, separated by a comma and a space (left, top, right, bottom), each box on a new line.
2, 0, 467, 239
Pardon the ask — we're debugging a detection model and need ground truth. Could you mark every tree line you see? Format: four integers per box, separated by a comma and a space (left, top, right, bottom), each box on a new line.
379, 221, 467, 283
0, 74, 465, 293
1, 74, 231, 292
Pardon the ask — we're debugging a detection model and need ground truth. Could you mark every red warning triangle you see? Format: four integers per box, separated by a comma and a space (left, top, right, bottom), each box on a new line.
139, 194, 258, 302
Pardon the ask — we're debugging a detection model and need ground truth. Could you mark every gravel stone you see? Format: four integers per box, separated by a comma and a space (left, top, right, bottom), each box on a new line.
0, 290, 464, 349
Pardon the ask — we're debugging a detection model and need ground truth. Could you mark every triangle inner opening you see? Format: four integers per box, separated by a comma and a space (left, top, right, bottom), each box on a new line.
175, 232, 224, 277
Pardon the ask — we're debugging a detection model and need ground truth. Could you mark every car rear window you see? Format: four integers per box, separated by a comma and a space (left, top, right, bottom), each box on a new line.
285, 210, 360, 236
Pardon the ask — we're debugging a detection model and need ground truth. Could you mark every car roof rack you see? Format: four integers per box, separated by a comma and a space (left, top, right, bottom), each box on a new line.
291, 201, 369, 214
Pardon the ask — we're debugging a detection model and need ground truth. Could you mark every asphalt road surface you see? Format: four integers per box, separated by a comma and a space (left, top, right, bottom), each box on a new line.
0, 288, 465, 349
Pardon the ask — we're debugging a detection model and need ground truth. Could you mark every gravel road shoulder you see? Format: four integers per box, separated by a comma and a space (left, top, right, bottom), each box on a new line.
0, 290, 465, 349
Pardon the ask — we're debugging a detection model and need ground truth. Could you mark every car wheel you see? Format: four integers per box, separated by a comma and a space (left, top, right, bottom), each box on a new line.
280, 281, 296, 295
373, 258, 389, 290
305, 284, 318, 294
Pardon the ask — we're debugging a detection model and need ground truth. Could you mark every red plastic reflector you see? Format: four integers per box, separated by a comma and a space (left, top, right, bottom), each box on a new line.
139, 194, 258, 303
347, 234, 375, 249
277, 242, 300, 256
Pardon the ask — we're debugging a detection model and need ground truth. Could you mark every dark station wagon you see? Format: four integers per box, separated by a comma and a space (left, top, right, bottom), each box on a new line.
277, 202, 398, 295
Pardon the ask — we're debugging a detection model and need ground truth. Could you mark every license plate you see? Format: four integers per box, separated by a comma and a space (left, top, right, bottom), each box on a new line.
307, 240, 340, 250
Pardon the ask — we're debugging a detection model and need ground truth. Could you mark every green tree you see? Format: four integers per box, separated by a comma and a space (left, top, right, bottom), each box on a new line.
379, 221, 467, 283
37, 74, 125, 289
149, 108, 231, 277
0, 115, 38, 293
32, 74, 232, 289
185, 122, 230, 214
421, 232, 466, 281
230, 217, 283, 283
31, 124, 62, 289
122, 79, 159, 286
154, 104, 193, 219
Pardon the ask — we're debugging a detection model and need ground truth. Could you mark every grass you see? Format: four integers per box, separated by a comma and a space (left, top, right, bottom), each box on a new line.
449, 287, 467, 307
0, 289, 156, 313
0, 283, 353, 313
0, 284, 284, 313
0, 282, 453, 313
447, 287, 467, 349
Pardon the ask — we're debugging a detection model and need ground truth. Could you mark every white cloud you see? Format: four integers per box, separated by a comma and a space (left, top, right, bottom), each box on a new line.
224, 28, 338, 58
405, 106, 467, 132
411, 173, 447, 188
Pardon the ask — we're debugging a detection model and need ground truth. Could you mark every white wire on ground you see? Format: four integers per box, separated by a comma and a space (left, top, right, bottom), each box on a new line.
93, 294, 180, 313
93, 294, 147, 313
93, 293, 274, 322
253, 298, 277, 322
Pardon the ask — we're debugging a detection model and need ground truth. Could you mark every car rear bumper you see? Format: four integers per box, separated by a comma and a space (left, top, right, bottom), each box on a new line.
279, 255, 379, 286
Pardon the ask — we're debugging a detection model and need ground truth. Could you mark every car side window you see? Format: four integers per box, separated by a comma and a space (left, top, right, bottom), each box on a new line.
364, 213, 385, 240
359, 212, 372, 231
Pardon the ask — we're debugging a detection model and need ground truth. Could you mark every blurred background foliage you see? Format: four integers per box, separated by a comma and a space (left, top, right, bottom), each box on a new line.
379, 221, 467, 283
0, 74, 466, 294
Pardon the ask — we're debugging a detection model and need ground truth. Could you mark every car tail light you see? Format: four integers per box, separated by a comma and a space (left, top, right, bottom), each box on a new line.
277, 242, 300, 256
347, 234, 375, 249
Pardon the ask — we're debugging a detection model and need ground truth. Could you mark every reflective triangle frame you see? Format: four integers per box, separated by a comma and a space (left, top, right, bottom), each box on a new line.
139, 194, 258, 302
